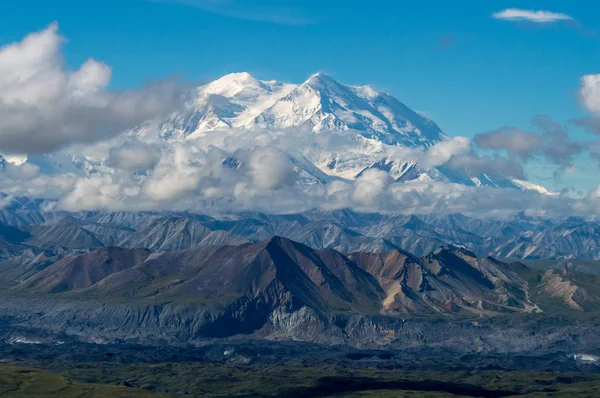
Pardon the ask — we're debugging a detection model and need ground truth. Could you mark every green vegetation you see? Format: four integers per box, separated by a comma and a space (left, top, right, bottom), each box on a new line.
2, 362, 599, 397
0, 364, 162, 397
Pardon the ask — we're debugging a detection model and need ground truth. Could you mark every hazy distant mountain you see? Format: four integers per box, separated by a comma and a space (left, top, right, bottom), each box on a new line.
119, 216, 249, 251
0, 198, 598, 261
26, 216, 105, 251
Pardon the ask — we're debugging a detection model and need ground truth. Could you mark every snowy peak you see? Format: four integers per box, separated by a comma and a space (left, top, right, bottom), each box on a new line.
157, 73, 296, 140
247, 72, 446, 146
202, 72, 264, 97
153, 72, 446, 147
304, 72, 347, 93
132, 72, 549, 194
200, 72, 290, 105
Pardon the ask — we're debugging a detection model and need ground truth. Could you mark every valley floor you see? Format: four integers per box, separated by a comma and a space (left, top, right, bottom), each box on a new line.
2, 361, 600, 397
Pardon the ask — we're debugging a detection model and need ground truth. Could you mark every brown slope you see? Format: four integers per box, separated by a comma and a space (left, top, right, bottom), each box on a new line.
351, 246, 538, 316
422, 248, 537, 314
263, 237, 384, 313
525, 267, 600, 312
349, 249, 432, 314
11, 237, 385, 338
16, 247, 152, 293
117, 237, 383, 313
13, 237, 383, 314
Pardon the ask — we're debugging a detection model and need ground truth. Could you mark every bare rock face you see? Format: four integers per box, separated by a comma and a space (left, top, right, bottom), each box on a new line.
16, 247, 152, 293
350, 247, 539, 316
2, 236, 600, 351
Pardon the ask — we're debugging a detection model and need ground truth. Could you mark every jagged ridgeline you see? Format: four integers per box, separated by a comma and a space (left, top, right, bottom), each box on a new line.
0, 205, 598, 262
2, 235, 600, 348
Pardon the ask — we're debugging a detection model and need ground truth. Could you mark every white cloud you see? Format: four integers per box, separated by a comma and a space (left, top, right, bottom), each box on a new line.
474, 117, 583, 169
60, 175, 140, 212
475, 128, 541, 159
419, 136, 471, 169
0, 23, 181, 154
493, 8, 574, 23
580, 74, 600, 114
0, 142, 595, 217
351, 169, 391, 206
106, 141, 161, 172
143, 144, 204, 202
248, 147, 296, 190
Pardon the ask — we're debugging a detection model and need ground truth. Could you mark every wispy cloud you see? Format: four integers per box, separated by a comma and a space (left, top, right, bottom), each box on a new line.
152, 0, 317, 25
492, 8, 574, 24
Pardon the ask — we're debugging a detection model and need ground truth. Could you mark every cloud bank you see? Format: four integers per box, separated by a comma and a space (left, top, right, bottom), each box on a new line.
0, 129, 596, 219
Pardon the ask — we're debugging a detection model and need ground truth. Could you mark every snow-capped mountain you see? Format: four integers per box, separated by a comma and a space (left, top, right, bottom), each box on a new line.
131, 72, 545, 192
132, 72, 538, 191
250, 73, 447, 147
149, 72, 447, 147
153, 72, 297, 141
3, 72, 550, 195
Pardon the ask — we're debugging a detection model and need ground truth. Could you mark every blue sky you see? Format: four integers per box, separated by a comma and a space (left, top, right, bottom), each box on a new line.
1, 0, 599, 191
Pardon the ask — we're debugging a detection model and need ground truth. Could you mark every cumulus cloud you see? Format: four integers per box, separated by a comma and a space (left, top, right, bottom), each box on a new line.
475, 128, 541, 160
571, 75, 600, 136
493, 8, 574, 23
53, 139, 302, 211
60, 174, 140, 212
106, 141, 161, 172
143, 144, 204, 202
579, 74, 600, 115
248, 147, 296, 190
533, 115, 582, 168
419, 136, 471, 169
474, 117, 582, 169
351, 169, 391, 206
571, 116, 600, 135
2, 162, 41, 180
0, 141, 597, 218
0, 125, 557, 216
0, 23, 181, 154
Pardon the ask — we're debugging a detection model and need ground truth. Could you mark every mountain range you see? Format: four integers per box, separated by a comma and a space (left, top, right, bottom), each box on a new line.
1, 235, 600, 350
0, 197, 597, 351
0, 198, 597, 262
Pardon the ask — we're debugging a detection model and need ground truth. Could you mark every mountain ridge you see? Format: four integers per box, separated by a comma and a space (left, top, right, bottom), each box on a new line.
3, 236, 600, 347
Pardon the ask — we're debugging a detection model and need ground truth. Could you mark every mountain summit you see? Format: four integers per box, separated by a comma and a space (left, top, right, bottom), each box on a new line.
136, 72, 547, 192
12, 72, 548, 197
153, 72, 447, 147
